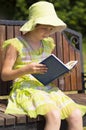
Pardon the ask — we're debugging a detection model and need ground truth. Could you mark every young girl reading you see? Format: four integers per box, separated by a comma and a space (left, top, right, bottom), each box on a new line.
1, 1, 86, 130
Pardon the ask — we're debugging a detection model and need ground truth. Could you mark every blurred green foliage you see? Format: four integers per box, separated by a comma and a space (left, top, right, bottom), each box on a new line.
0, 0, 86, 70
0, 0, 86, 37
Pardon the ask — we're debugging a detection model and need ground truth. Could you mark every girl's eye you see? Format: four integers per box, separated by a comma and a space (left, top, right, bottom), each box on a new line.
50, 28, 53, 31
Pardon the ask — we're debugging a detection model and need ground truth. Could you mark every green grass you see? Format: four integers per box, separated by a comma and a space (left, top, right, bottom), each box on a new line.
83, 127, 86, 130
82, 42, 86, 72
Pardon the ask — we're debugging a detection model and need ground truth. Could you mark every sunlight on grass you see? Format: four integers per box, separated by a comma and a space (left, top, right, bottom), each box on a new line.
82, 42, 86, 72
64, 91, 77, 94
83, 127, 86, 130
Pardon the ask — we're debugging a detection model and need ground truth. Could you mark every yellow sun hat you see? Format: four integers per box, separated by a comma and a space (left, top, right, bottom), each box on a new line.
20, 1, 67, 34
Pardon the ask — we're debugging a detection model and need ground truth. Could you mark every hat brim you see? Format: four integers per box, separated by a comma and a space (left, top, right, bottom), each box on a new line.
20, 16, 66, 34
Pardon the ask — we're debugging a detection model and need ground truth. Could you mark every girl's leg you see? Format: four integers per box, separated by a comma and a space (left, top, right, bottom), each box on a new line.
44, 109, 61, 130
66, 109, 83, 130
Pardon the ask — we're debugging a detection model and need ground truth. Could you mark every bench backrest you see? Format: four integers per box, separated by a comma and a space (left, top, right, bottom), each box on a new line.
0, 20, 84, 96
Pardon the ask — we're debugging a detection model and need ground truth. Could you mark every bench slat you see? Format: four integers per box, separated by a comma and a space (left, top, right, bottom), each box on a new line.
0, 111, 16, 126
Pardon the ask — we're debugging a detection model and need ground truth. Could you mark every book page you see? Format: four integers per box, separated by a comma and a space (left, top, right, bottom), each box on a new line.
65, 61, 78, 70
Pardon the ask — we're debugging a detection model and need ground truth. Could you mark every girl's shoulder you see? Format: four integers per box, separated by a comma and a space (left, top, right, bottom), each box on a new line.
42, 37, 55, 52
3, 37, 24, 54
43, 37, 54, 43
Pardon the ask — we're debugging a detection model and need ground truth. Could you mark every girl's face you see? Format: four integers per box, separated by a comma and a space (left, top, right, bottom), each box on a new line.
33, 24, 54, 40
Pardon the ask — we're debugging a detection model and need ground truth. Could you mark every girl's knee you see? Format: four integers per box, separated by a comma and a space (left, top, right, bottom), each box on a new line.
67, 109, 82, 122
66, 109, 83, 130
45, 109, 61, 124
44, 110, 61, 130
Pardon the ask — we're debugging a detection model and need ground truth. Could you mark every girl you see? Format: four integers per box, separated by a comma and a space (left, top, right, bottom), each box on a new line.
1, 1, 86, 130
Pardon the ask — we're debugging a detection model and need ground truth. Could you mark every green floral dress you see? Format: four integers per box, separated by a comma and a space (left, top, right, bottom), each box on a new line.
3, 36, 86, 119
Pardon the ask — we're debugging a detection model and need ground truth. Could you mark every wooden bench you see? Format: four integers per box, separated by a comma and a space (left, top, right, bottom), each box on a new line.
0, 20, 86, 130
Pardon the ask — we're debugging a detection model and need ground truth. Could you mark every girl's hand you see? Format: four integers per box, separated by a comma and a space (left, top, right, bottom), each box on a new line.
24, 63, 48, 74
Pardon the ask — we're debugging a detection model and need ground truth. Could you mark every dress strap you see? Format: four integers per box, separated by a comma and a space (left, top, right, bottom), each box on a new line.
17, 36, 31, 52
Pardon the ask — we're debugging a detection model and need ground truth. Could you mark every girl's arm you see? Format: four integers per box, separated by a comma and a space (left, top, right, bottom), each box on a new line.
1, 45, 47, 81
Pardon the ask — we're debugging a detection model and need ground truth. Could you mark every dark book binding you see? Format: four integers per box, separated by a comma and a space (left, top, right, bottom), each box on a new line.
32, 54, 77, 85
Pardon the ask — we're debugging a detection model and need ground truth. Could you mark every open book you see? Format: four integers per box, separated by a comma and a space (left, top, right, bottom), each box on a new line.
32, 54, 78, 85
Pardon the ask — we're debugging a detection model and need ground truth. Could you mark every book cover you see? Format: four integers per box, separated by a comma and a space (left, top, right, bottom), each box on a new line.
32, 54, 78, 85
